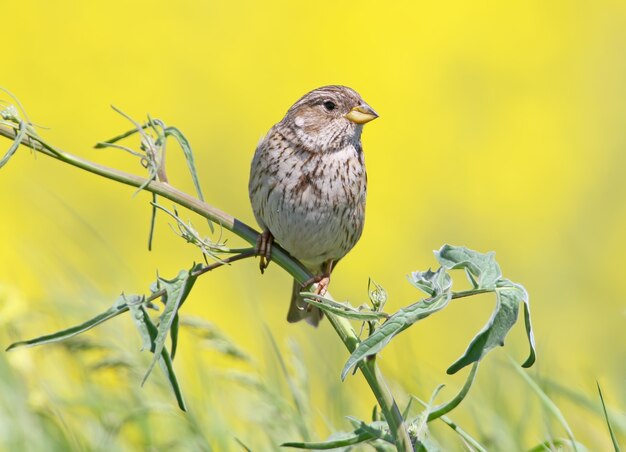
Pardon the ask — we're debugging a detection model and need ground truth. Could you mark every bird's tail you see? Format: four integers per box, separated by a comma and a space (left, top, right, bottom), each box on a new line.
287, 279, 323, 327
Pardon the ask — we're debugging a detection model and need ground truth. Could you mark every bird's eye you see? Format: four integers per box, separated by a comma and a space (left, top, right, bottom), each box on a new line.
323, 101, 336, 111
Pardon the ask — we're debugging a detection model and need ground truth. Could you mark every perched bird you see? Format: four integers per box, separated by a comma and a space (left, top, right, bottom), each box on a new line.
249, 85, 378, 326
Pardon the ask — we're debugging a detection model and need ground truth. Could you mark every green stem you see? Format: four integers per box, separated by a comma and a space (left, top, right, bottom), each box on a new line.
0, 124, 412, 451
324, 314, 412, 450
427, 362, 479, 421
451, 288, 492, 299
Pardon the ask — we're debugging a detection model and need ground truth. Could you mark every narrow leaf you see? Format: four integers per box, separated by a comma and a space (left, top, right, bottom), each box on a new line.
345, 417, 394, 443
301, 293, 388, 321
0, 119, 26, 169
265, 328, 311, 441
126, 294, 152, 351
282, 431, 376, 449
138, 305, 187, 411
597, 382, 621, 452
413, 384, 445, 444
402, 398, 413, 419
509, 356, 578, 450
148, 192, 158, 251
170, 312, 179, 360
537, 377, 626, 433
234, 438, 253, 452
518, 281, 537, 368
6, 295, 130, 351
415, 397, 488, 452
141, 265, 200, 385
164, 126, 213, 232
94, 124, 148, 148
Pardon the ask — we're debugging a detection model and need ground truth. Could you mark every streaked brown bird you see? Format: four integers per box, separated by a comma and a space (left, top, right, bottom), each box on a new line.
249, 85, 378, 326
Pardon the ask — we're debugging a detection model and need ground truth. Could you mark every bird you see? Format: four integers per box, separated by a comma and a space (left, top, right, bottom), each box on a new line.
248, 85, 378, 326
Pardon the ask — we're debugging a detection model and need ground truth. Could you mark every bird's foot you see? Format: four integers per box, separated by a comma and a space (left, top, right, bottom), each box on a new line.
314, 276, 330, 297
256, 229, 274, 274
302, 260, 334, 297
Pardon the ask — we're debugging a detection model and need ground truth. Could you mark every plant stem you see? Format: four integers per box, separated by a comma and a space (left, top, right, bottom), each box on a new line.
192, 249, 257, 277
0, 123, 413, 451
451, 288, 492, 299
324, 314, 412, 450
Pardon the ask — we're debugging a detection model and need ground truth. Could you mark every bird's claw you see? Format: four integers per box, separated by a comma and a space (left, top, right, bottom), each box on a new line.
314, 276, 330, 297
302, 260, 334, 297
256, 230, 273, 274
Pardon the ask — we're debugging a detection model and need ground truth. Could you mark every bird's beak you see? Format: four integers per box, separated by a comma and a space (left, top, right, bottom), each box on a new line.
344, 103, 379, 124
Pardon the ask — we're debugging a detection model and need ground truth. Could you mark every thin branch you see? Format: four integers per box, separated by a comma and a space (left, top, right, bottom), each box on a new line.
192, 249, 257, 277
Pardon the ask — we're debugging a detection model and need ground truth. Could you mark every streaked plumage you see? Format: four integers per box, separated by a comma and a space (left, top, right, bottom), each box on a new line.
249, 85, 377, 325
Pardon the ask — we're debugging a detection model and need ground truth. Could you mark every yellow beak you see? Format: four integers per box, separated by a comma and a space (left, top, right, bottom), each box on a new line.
344, 104, 379, 124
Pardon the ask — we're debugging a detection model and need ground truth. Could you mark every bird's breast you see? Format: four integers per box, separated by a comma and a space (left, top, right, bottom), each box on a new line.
252, 141, 367, 268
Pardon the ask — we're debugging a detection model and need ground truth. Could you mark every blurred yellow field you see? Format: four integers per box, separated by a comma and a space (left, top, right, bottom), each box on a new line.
0, 1, 624, 450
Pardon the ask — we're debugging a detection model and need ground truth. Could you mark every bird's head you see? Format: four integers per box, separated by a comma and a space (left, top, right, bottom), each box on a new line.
280, 85, 378, 153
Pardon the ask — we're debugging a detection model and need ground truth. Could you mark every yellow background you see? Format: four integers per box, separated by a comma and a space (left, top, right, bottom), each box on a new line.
1, 1, 625, 450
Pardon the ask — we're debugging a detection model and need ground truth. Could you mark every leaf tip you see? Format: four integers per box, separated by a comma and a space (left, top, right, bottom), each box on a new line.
521, 353, 536, 368
140, 370, 151, 387
446, 357, 471, 375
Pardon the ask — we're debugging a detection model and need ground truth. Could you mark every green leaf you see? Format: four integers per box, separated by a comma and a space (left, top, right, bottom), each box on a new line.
6, 294, 130, 351
128, 298, 186, 410
345, 417, 394, 443
407, 267, 452, 297
148, 192, 158, 251
126, 294, 152, 351
437, 246, 535, 372
412, 384, 445, 445
516, 279, 537, 368
597, 382, 621, 452
300, 293, 388, 321
282, 431, 377, 449
402, 398, 413, 419
510, 357, 578, 451
164, 126, 213, 232
447, 284, 524, 374
537, 377, 626, 433
94, 123, 149, 148
136, 305, 187, 411
141, 264, 201, 386
414, 396, 487, 452
341, 268, 452, 380
170, 312, 180, 360
282, 415, 393, 449
435, 244, 501, 289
